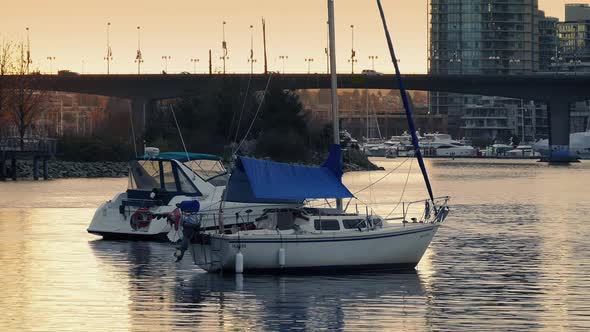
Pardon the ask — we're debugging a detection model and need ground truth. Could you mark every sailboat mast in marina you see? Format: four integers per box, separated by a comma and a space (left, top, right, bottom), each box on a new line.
179, 0, 450, 274
327, 0, 342, 211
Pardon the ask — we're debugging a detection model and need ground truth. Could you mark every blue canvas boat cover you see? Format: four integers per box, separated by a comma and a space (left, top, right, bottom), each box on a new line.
225, 144, 354, 202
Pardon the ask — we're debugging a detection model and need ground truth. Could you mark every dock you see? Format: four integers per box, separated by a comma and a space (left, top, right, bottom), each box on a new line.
0, 138, 57, 181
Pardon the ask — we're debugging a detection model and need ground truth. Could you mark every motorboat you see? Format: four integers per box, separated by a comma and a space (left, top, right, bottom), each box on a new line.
87, 149, 301, 241
186, 146, 449, 273
506, 145, 540, 158
362, 142, 396, 157
395, 132, 477, 157
533, 130, 590, 160
419, 133, 477, 157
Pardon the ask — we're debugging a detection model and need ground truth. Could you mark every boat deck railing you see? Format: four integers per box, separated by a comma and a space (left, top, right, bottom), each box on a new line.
383, 196, 450, 224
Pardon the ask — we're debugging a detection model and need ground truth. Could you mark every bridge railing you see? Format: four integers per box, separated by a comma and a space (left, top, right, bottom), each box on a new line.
0, 137, 57, 155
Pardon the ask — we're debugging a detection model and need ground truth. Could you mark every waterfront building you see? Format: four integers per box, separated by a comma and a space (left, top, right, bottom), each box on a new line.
0, 92, 123, 141
539, 12, 559, 72
429, 0, 551, 145
299, 89, 447, 140
553, 4, 590, 128
556, 4, 590, 71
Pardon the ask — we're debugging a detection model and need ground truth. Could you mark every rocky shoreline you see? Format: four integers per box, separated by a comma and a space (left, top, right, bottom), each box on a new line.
13, 160, 129, 179
9, 150, 381, 180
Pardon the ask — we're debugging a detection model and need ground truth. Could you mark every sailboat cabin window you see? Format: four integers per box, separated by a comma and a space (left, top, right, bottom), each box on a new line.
314, 219, 340, 231
343, 219, 367, 229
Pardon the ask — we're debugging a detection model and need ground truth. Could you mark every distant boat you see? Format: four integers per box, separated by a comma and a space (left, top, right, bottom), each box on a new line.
393, 132, 477, 157
533, 130, 590, 160
419, 133, 477, 157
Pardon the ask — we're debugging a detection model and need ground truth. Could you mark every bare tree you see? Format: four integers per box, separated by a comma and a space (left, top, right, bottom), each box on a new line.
0, 39, 13, 137
6, 42, 47, 149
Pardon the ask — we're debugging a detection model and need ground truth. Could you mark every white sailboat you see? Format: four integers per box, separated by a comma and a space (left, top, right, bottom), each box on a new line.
181, 0, 450, 273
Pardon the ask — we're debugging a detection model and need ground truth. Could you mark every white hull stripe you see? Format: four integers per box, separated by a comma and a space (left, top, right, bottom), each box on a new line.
226, 225, 437, 244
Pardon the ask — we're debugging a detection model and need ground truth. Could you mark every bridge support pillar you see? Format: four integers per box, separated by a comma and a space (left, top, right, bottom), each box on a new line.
546, 99, 576, 163
33, 156, 40, 180
43, 157, 49, 180
10, 152, 16, 181
131, 98, 149, 156
0, 152, 5, 181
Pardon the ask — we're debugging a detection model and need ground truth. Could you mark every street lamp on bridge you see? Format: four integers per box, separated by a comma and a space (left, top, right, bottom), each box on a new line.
349, 24, 357, 74
134, 26, 144, 74
190, 58, 199, 74
248, 25, 257, 74
509, 58, 521, 74
279, 55, 288, 74
161, 56, 171, 73
104, 22, 113, 74
221, 21, 229, 74
368, 55, 378, 70
450, 51, 462, 74
305, 58, 314, 74
25, 27, 32, 73
46, 56, 56, 74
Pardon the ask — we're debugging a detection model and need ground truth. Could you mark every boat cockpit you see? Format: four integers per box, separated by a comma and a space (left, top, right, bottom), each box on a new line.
125, 152, 227, 207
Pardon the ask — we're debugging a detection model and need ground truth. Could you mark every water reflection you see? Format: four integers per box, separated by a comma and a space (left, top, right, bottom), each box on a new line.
175, 272, 426, 331
88, 238, 428, 331
1, 160, 590, 331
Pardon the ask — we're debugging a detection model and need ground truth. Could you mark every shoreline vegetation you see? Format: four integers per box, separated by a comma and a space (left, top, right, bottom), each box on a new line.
25, 85, 382, 179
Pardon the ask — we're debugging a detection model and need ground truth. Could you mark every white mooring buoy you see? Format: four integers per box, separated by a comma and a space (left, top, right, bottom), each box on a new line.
278, 247, 286, 267
235, 251, 244, 274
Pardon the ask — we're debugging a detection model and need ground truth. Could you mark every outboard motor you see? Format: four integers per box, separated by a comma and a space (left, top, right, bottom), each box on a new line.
173, 200, 201, 262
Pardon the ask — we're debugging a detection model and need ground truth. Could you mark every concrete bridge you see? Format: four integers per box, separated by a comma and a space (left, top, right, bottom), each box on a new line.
4, 73, 590, 161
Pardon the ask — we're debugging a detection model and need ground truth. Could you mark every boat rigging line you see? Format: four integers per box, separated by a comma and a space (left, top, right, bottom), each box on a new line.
376, 0, 435, 202
385, 158, 413, 219
233, 72, 274, 155
168, 104, 190, 164
351, 157, 410, 195
230, 74, 253, 148
128, 107, 138, 158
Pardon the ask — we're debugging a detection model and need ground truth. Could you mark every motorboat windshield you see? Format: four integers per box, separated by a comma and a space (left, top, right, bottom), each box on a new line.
136, 151, 228, 186
129, 159, 200, 194
182, 159, 228, 185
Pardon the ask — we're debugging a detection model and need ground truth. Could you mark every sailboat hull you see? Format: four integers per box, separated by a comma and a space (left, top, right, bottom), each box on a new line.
190, 223, 439, 273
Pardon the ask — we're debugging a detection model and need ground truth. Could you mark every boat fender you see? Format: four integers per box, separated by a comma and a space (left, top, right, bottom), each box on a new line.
278, 247, 286, 267
235, 251, 244, 274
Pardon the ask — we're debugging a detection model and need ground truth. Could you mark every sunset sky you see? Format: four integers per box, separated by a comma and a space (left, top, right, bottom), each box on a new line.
0, 0, 568, 75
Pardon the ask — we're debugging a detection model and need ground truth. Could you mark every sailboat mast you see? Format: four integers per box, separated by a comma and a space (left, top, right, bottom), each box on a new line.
327, 0, 342, 211
376, 0, 435, 202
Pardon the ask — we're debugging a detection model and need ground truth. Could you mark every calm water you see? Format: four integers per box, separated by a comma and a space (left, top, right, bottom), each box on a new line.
1, 159, 590, 331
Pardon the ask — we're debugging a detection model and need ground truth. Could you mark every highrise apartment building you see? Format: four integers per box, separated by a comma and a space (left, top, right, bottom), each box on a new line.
429, 0, 552, 144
